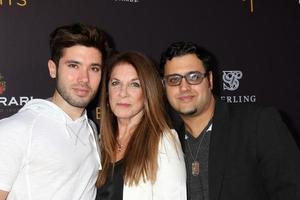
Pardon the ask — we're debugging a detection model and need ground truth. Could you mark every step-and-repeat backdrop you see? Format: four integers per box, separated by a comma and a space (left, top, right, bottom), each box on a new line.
0, 0, 299, 146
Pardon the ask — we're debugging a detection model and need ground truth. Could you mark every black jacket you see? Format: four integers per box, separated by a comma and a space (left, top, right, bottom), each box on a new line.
174, 99, 300, 200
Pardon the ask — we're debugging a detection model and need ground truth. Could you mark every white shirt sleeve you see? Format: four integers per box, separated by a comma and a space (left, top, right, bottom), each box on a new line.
153, 129, 187, 200
0, 116, 29, 191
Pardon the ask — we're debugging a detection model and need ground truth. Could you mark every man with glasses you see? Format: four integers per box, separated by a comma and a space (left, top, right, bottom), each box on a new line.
160, 41, 300, 200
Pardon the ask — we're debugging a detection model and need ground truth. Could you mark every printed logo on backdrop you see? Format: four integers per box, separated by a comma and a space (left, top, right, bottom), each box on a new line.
96, 107, 101, 120
220, 70, 256, 103
0, 0, 27, 7
0, 72, 33, 116
223, 70, 243, 91
242, 0, 254, 13
0, 73, 6, 95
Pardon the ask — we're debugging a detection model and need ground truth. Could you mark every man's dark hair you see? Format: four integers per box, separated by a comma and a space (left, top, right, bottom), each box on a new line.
160, 41, 220, 95
49, 23, 110, 65
160, 41, 214, 74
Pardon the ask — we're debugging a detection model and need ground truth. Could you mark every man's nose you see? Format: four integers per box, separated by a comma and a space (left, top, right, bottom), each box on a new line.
179, 78, 191, 91
78, 68, 89, 83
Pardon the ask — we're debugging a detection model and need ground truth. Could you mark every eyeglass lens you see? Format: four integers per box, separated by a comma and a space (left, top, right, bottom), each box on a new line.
165, 71, 206, 86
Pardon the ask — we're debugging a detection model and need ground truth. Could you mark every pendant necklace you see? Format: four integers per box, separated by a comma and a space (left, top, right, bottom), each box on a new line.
186, 120, 211, 176
116, 142, 124, 152
116, 132, 133, 152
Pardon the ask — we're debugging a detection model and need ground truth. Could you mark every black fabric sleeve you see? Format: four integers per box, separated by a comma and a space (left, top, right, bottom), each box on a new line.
256, 107, 300, 200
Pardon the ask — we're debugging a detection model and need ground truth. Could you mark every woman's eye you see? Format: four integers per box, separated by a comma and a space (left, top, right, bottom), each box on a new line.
111, 80, 120, 86
130, 82, 141, 88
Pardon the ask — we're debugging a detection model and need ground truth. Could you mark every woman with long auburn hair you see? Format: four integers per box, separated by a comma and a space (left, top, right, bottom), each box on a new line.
96, 51, 186, 200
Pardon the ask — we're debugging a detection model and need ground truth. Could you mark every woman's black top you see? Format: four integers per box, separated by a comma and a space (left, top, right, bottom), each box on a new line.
96, 160, 124, 200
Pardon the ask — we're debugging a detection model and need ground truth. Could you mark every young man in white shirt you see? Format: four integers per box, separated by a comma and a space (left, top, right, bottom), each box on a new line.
0, 23, 110, 200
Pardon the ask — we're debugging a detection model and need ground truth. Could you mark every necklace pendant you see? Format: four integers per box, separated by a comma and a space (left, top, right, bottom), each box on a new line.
117, 143, 123, 152
192, 161, 200, 176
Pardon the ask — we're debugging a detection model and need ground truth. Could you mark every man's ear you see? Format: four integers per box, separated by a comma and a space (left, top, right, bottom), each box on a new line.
208, 71, 213, 90
48, 60, 57, 78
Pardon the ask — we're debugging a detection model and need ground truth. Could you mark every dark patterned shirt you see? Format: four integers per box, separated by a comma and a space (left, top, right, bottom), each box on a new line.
185, 122, 212, 200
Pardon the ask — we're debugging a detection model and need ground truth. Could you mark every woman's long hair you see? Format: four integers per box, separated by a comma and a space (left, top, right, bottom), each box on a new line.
97, 51, 172, 186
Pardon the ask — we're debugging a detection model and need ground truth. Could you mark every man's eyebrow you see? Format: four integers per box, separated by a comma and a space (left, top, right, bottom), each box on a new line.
91, 63, 102, 67
65, 60, 102, 67
65, 60, 81, 64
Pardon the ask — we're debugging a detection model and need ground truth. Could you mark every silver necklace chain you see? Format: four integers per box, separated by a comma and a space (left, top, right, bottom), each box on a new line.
186, 129, 208, 162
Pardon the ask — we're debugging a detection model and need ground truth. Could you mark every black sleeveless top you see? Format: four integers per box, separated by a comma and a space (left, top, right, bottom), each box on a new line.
96, 160, 124, 200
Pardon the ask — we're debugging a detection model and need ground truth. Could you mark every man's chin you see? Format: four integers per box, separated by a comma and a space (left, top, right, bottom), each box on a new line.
68, 97, 92, 108
70, 102, 88, 108
178, 108, 197, 116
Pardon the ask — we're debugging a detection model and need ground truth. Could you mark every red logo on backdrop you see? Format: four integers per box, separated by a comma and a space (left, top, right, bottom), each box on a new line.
0, 73, 6, 95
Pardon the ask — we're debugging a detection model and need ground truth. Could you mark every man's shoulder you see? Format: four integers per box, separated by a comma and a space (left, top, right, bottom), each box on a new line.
228, 102, 262, 114
216, 99, 278, 121
0, 108, 39, 133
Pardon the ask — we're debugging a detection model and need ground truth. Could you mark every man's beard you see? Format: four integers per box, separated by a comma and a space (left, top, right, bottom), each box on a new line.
56, 81, 94, 108
179, 108, 197, 116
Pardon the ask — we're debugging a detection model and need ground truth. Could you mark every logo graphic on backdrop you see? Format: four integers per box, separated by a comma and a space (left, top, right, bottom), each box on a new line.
0, 73, 6, 95
0, 0, 27, 7
0, 72, 34, 117
242, 0, 254, 13
220, 70, 256, 103
96, 107, 101, 120
222, 70, 243, 91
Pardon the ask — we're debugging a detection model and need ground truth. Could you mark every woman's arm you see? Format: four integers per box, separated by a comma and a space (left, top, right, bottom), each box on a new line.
153, 130, 187, 200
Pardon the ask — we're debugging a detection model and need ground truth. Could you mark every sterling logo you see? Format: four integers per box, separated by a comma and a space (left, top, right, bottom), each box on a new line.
221, 70, 256, 103
222, 70, 243, 91
0, 73, 6, 95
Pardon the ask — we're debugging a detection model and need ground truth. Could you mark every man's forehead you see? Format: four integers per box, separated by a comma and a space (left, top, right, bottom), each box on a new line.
60, 46, 102, 62
164, 54, 205, 74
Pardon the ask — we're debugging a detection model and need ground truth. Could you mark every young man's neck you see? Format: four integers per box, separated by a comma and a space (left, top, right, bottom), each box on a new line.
51, 93, 85, 121
181, 97, 215, 138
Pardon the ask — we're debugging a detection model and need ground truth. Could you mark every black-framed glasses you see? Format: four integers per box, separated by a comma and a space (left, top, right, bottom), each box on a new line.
163, 71, 208, 86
